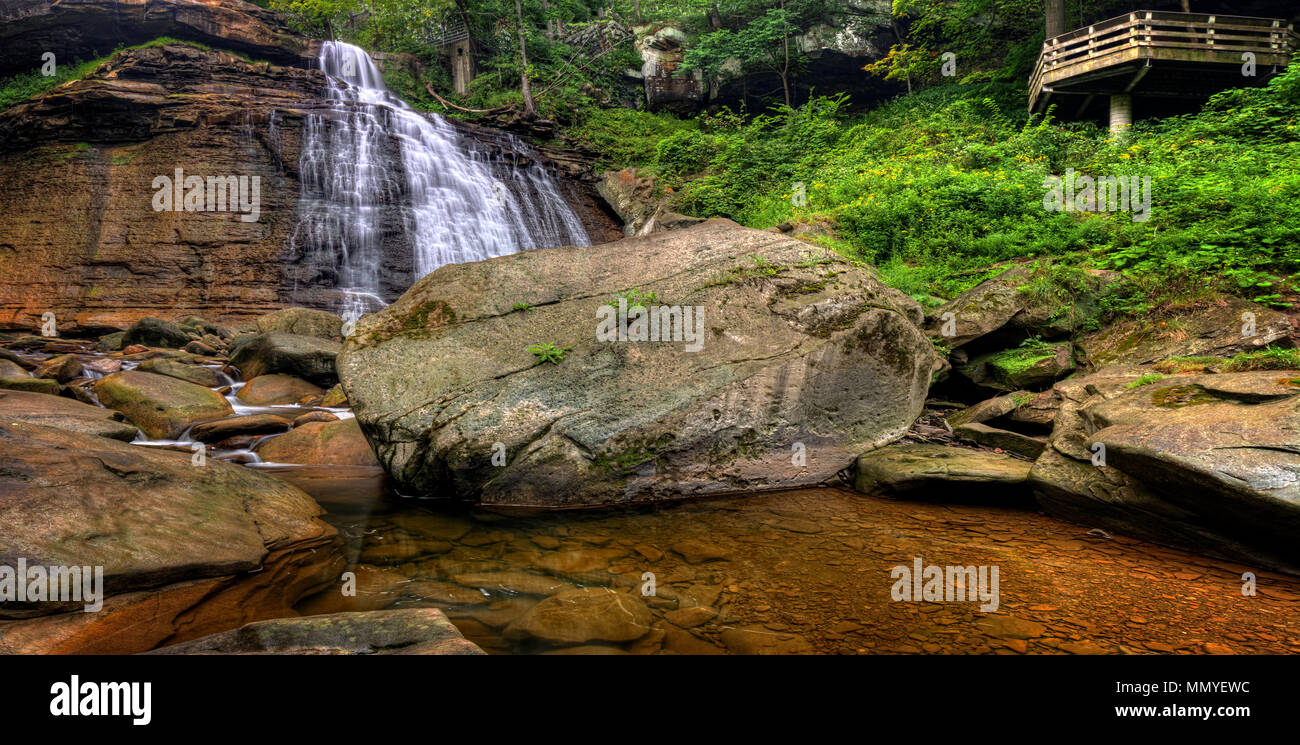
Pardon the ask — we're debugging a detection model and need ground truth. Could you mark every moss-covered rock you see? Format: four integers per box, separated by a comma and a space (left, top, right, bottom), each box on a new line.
92, 370, 232, 439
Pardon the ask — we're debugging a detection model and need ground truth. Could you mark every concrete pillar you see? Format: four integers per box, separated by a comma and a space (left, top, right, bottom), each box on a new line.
449, 40, 473, 95
1046, 0, 1068, 38
1108, 94, 1132, 133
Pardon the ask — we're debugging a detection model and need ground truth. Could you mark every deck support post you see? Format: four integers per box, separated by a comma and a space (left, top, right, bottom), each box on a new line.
1108, 93, 1132, 133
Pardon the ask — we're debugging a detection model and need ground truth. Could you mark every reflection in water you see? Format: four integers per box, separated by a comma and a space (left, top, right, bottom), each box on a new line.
300, 486, 1300, 655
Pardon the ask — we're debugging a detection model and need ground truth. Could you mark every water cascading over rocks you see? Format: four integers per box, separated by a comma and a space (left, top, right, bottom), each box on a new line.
292, 41, 590, 321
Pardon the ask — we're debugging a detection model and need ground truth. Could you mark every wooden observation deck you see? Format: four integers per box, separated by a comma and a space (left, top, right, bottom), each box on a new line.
1029, 11, 1298, 128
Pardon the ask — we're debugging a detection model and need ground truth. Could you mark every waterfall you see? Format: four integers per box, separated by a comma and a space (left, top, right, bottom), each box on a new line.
293, 41, 590, 322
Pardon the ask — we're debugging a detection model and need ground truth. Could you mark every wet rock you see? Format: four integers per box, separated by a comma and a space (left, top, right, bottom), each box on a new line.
123, 317, 192, 349
250, 463, 388, 512
452, 571, 575, 596
34, 354, 82, 382
184, 340, 219, 356
505, 588, 652, 644
236, 373, 324, 405
358, 539, 452, 564
0, 389, 137, 441
137, 356, 222, 387
295, 564, 408, 614
230, 333, 340, 388
93, 370, 233, 439
720, 626, 814, 654
293, 410, 339, 427
256, 307, 344, 341
954, 422, 1047, 458
854, 443, 1033, 502
533, 548, 627, 579
147, 609, 484, 655
84, 357, 122, 376
98, 332, 126, 351
339, 219, 935, 508
672, 539, 729, 564
664, 606, 717, 628
255, 419, 377, 466
975, 614, 1046, 639
320, 383, 348, 408
596, 168, 704, 237
189, 414, 291, 443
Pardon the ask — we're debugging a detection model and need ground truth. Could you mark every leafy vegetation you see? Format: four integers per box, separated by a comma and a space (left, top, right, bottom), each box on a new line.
528, 341, 571, 364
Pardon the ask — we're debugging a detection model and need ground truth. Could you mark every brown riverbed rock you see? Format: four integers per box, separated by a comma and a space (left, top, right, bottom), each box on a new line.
504, 587, 652, 644
0, 420, 342, 652
34, 354, 83, 382
0, 389, 138, 441
93, 370, 233, 439
256, 418, 378, 466
189, 414, 292, 443
339, 219, 936, 508
236, 373, 324, 405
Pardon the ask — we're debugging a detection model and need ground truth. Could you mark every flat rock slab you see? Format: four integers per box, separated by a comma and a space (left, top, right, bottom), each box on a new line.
339, 219, 936, 508
854, 443, 1033, 502
955, 422, 1047, 458
0, 388, 137, 441
0, 420, 334, 612
146, 609, 484, 655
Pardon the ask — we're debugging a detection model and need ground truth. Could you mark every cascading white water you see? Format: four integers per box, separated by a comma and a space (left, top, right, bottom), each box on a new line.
294, 41, 590, 322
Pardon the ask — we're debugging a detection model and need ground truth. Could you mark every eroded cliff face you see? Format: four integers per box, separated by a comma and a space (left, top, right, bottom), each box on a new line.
0, 0, 315, 78
0, 44, 320, 333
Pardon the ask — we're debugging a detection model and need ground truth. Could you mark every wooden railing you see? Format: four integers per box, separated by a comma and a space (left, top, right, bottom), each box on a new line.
1030, 11, 1298, 106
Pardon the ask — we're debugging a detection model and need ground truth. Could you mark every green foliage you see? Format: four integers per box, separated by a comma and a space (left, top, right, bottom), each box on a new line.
1221, 347, 1300, 373
609, 288, 660, 310
1127, 373, 1167, 389
512, 302, 532, 311
527, 341, 571, 364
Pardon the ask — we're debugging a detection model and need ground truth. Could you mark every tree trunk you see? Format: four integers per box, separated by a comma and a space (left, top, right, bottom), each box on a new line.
515, 0, 536, 117
1046, 0, 1067, 39
780, 0, 791, 107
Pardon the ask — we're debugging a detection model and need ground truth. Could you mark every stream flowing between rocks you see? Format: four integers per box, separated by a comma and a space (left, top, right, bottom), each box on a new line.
11, 341, 1300, 654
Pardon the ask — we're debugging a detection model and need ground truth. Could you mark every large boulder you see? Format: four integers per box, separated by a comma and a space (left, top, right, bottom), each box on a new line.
959, 341, 1075, 391
255, 307, 345, 341
230, 333, 340, 388
147, 609, 485, 655
0, 421, 341, 653
339, 219, 936, 508
1028, 369, 1300, 572
0, 389, 138, 441
504, 588, 652, 645
93, 370, 233, 439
